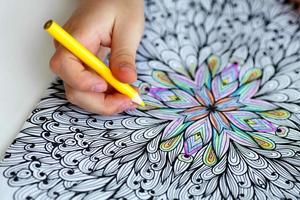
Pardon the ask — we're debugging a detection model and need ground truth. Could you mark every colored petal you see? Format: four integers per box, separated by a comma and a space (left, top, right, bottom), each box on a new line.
233, 80, 260, 99
212, 76, 238, 101
224, 111, 259, 131
216, 97, 241, 111
203, 143, 217, 166
151, 88, 199, 108
194, 87, 214, 106
246, 119, 277, 133
209, 112, 230, 132
149, 88, 177, 101
213, 129, 230, 158
182, 106, 209, 121
248, 132, 276, 150
235, 80, 278, 111
185, 117, 212, 144
169, 72, 196, 91
207, 55, 220, 77
152, 71, 175, 88
259, 109, 290, 119
226, 127, 257, 147
160, 135, 182, 151
178, 154, 194, 162
240, 67, 262, 85
239, 98, 278, 112
167, 90, 199, 108
221, 64, 239, 84
147, 108, 183, 120
195, 65, 211, 88
162, 117, 186, 140
140, 94, 167, 110
184, 133, 203, 156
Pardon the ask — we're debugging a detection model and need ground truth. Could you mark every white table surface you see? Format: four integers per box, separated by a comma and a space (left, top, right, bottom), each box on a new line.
0, 1, 78, 157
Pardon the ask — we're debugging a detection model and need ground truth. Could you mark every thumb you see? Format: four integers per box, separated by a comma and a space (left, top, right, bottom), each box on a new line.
110, 10, 144, 84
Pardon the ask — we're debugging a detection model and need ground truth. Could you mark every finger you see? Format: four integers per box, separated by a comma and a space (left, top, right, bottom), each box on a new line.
110, 1, 144, 84
64, 83, 137, 115
50, 30, 107, 93
50, 47, 107, 93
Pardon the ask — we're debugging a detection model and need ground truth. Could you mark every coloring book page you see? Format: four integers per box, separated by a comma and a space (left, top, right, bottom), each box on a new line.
2, 0, 300, 199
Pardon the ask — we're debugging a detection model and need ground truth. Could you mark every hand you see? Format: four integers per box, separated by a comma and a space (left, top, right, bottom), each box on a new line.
50, 0, 144, 115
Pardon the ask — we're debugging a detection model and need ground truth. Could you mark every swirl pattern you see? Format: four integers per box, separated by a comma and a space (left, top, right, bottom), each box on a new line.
2, 0, 300, 199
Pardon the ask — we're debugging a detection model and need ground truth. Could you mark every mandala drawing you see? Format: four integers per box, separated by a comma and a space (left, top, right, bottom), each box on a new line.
2, 0, 300, 199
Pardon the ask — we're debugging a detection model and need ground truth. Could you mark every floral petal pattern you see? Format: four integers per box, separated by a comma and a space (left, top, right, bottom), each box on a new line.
2, 0, 300, 199
212, 76, 238, 101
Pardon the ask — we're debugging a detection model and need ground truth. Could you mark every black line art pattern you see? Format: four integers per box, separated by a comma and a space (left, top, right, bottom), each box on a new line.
2, 0, 300, 199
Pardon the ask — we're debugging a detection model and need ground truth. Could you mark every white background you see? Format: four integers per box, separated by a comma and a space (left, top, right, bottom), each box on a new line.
0, 1, 78, 157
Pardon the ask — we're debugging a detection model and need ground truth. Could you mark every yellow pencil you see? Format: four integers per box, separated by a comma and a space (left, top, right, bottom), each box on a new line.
44, 20, 145, 107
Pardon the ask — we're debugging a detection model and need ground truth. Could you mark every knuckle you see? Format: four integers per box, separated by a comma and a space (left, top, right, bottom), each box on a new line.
49, 54, 60, 74
65, 88, 77, 105
71, 77, 84, 90
71, 73, 90, 91
111, 48, 135, 63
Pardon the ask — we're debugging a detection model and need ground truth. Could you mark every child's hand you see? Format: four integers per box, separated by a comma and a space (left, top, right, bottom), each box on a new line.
50, 0, 144, 115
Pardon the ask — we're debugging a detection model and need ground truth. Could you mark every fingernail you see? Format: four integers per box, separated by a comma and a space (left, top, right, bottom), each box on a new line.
92, 84, 105, 93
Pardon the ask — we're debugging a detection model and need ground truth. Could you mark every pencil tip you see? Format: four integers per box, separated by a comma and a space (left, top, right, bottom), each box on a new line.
132, 94, 145, 107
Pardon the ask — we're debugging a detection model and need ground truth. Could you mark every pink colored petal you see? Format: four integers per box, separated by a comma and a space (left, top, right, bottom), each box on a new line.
182, 106, 209, 121
216, 97, 241, 111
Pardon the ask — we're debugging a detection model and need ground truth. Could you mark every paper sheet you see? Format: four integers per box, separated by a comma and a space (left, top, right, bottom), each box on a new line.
2, 0, 300, 199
